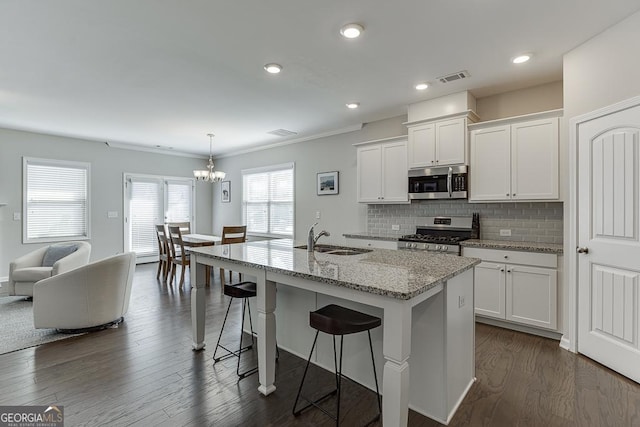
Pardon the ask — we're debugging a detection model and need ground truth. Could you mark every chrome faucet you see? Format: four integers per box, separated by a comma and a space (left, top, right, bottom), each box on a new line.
307, 222, 330, 252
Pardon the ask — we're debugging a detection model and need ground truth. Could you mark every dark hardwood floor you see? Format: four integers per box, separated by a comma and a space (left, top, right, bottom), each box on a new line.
2, 263, 640, 426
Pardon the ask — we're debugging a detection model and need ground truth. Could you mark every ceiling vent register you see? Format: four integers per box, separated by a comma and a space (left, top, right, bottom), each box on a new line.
267, 129, 298, 137
437, 70, 470, 84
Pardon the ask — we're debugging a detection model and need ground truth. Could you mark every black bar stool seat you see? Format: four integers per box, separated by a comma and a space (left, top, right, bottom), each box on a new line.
293, 304, 382, 426
310, 304, 382, 336
224, 281, 256, 299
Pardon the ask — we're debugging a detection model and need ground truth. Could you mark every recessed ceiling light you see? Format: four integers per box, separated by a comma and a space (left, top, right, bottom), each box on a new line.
512, 54, 532, 64
264, 63, 282, 74
340, 23, 364, 39
415, 83, 429, 91
346, 102, 360, 109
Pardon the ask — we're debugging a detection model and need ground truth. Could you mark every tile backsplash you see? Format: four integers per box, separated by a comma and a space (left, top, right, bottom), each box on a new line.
367, 200, 563, 244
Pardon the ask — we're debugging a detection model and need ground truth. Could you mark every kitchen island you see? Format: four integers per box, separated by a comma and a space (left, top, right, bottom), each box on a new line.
189, 239, 479, 426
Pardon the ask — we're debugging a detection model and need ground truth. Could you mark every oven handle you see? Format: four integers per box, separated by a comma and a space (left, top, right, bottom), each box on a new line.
447, 167, 453, 197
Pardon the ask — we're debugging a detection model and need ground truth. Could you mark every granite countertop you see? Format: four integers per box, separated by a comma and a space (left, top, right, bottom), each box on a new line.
342, 232, 400, 242
189, 239, 479, 300
460, 239, 563, 254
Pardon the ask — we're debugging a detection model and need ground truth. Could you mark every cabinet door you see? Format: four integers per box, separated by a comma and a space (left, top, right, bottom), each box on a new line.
474, 262, 506, 319
506, 265, 557, 330
381, 141, 408, 202
469, 125, 511, 201
408, 123, 436, 168
357, 145, 382, 202
511, 118, 559, 200
436, 117, 466, 166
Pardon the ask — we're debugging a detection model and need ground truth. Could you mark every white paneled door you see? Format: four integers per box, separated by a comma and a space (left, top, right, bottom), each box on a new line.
577, 99, 640, 383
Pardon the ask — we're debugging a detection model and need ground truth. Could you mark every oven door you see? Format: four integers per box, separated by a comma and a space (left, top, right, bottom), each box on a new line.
408, 165, 467, 200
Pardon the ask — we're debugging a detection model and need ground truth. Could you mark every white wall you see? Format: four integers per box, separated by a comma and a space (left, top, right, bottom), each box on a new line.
0, 127, 213, 277
476, 81, 563, 121
212, 115, 407, 244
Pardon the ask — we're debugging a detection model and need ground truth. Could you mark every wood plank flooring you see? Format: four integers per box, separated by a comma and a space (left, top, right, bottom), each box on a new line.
1, 263, 640, 426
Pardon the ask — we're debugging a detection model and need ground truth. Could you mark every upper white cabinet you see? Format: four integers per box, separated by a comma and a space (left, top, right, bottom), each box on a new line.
356, 137, 408, 203
469, 110, 561, 202
407, 115, 473, 168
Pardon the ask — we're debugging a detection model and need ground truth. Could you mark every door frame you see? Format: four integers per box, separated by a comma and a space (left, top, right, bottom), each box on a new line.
122, 172, 196, 262
567, 94, 640, 353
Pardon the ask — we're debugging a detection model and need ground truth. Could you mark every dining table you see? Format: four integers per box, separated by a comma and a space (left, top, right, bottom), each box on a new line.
181, 234, 221, 286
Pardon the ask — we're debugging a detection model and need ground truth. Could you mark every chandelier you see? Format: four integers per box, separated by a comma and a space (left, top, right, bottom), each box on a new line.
193, 133, 226, 182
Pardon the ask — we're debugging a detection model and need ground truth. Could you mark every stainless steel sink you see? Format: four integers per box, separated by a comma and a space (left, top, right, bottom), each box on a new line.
294, 244, 372, 255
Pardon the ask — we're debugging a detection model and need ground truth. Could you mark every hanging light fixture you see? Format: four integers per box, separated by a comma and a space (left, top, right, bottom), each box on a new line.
193, 133, 226, 182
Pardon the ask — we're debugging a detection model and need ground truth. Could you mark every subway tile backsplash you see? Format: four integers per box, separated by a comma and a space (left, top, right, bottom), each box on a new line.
367, 200, 563, 244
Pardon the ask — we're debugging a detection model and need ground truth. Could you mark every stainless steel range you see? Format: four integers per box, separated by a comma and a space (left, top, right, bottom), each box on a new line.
397, 215, 479, 254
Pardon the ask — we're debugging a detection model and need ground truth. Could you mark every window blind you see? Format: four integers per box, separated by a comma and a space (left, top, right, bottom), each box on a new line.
24, 159, 89, 243
242, 163, 294, 237
129, 179, 161, 257
166, 181, 192, 223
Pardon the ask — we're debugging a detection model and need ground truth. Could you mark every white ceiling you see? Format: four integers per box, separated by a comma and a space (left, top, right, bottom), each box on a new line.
1, 1, 639, 157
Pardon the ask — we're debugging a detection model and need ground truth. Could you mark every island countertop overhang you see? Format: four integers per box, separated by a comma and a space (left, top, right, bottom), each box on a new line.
188, 239, 480, 300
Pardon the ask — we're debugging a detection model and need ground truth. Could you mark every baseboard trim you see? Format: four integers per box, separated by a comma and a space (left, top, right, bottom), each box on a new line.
475, 316, 562, 340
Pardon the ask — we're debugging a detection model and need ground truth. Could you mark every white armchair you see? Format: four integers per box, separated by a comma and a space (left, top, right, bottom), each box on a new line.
33, 252, 136, 331
8, 241, 91, 297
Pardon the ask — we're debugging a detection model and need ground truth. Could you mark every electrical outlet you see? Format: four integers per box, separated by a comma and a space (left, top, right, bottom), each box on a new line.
500, 229, 512, 237
107, 211, 118, 218
315, 211, 321, 219
391, 224, 400, 231
458, 295, 466, 308
13, 212, 21, 221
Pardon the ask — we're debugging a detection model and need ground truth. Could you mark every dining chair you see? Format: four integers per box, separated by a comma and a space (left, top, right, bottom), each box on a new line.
220, 225, 247, 283
155, 224, 170, 281
168, 221, 191, 234
168, 225, 190, 289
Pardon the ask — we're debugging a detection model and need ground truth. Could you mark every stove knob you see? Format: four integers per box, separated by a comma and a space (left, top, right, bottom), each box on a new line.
434, 245, 441, 251
410, 243, 416, 249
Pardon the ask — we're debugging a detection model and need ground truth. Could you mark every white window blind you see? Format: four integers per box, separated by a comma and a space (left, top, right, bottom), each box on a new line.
129, 179, 161, 258
242, 163, 294, 237
166, 180, 192, 223
23, 158, 90, 243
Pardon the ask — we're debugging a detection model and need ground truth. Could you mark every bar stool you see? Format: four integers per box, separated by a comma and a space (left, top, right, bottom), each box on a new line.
212, 281, 258, 380
292, 304, 382, 426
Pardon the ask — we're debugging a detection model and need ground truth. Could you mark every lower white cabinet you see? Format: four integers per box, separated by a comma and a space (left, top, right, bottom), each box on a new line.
464, 247, 558, 331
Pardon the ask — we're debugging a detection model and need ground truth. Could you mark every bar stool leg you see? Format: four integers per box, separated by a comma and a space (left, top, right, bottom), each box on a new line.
292, 330, 320, 416
368, 330, 382, 420
213, 298, 234, 363
336, 335, 344, 427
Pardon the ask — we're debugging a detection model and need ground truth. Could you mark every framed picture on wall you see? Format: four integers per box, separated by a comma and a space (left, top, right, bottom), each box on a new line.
221, 181, 230, 203
317, 171, 338, 195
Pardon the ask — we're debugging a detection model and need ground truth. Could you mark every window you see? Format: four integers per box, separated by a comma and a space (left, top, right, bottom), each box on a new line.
242, 163, 294, 237
23, 157, 90, 243
124, 174, 194, 261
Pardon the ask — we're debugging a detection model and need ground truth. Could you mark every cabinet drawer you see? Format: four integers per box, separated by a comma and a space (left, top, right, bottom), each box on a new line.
463, 247, 556, 268
344, 238, 398, 250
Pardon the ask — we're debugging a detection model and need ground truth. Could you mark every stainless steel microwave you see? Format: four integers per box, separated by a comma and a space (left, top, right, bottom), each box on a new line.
408, 165, 468, 200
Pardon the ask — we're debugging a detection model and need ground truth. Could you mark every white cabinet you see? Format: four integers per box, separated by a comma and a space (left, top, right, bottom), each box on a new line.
344, 237, 398, 250
356, 137, 408, 203
407, 116, 469, 168
464, 247, 558, 331
469, 112, 560, 202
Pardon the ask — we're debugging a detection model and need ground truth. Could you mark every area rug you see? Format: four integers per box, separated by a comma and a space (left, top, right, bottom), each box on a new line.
0, 296, 85, 355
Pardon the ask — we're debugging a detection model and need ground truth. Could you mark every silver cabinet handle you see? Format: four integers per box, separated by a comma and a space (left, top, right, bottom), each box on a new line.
576, 247, 589, 254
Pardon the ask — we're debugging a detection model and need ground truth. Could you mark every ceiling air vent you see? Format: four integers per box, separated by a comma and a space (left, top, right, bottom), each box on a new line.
267, 128, 298, 137
437, 70, 470, 84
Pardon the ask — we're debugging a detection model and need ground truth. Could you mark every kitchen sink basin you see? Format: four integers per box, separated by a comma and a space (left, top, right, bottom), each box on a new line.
294, 244, 372, 255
